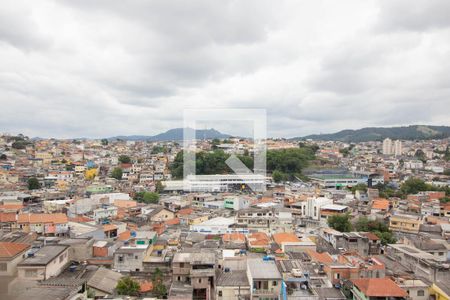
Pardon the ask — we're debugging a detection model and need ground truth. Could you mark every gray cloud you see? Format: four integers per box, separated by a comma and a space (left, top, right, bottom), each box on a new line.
0, 0, 449, 138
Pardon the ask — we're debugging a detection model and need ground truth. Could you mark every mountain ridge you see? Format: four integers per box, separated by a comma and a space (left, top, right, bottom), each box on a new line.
109, 128, 232, 141
293, 125, 450, 142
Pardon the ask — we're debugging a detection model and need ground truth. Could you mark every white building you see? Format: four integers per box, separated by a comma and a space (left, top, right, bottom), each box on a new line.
164, 174, 267, 192
93, 206, 118, 222
383, 138, 393, 155
190, 217, 247, 234
298, 197, 333, 220
394, 140, 403, 156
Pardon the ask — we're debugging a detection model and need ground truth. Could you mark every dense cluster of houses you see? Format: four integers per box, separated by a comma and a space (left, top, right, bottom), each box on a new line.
0, 134, 449, 300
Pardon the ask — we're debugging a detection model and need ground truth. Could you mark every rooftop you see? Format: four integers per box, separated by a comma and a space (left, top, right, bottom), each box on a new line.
217, 270, 249, 286
19, 245, 68, 266
352, 278, 407, 297
0, 242, 30, 258
247, 259, 282, 280
87, 267, 122, 294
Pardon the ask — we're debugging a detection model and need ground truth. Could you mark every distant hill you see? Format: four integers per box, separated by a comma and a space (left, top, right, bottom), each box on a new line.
293, 125, 450, 142
109, 128, 231, 141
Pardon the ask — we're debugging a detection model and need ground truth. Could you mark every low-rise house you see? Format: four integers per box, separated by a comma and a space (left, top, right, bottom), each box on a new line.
113, 244, 149, 272
395, 278, 430, 300
92, 240, 119, 257
273, 232, 316, 253
216, 270, 250, 300
247, 232, 270, 251
370, 198, 390, 215
17, 245, 69, 280
143, 206, 176, 223
222, 233, 246, 249
93, 205, 118, 223
385, 243, 448, 282
342, 232, 370, 257
59, 237, 94, 262
17, 213, 68, 236
389, 214, 422, 234
172, 251, 216, 300
190, 217, 244, 234
0, 242, 30, 276
360, 232, 381, 255
351, 278, 407, 300
68, 221, 105, 239
87, 267, 123, 298
0, 212, 17, 232
247, 258, 282, 300
236, 208, 274, 231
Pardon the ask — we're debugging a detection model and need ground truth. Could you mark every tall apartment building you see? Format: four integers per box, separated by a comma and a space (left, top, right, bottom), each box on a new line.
383, 138, 402, 156
394, 140, 403, 156
382, 138, 392, 155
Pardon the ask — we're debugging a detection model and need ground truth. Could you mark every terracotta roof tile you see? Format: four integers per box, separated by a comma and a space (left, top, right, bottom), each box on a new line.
306, 250, 333, 264
272, 232, 300, 244
223, 233, 246, 242
372, 199, 390, 210
17, 213, 68, 224
0, 212, 16, 222
352, 278, 407, 297
0, 242, 30, 258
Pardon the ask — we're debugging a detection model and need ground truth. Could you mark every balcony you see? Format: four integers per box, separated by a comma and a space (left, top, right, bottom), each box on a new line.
253, 289, 278, 296
190, 268, 215, 277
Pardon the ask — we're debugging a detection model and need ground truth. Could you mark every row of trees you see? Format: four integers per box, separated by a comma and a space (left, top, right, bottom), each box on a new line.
327, 214, 396, 245
169, 144, 318, 182
352, 178, 450, 201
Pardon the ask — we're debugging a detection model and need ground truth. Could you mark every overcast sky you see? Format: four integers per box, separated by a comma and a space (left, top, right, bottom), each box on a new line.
1, 0, 450, 139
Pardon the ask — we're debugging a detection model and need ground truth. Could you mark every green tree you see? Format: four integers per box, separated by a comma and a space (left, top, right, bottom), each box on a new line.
12, 140, 28, 149
155, 181, 165, 193
116, 276, 140, 296
152, 268, 167, 298
415, 149, 427, 162
351, 183, 367, 194
400, 178, 432, 195
327, 213, 352, 232
27, 177, 41, 190
101, 138, 109, 146
118, 155, 131, 164
135, 191, 160, 204
374, 231, 396, 245
440, 197, 450, 204
272, 170, 285, 183
142, 192, 159, 204
111, 167, 123, 180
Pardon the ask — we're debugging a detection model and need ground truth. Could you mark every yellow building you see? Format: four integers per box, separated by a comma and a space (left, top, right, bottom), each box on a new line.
430, 283, 450, 300
389, 214, 422, 234
35, 152, 53, 165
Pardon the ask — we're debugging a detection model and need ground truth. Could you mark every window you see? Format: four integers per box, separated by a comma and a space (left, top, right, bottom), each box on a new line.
0, 263, 7, 271
25, 269, 38, 278
438, 252, 444, 256
272, 281, 277, 286
417, 290, 425, 296
118, 256, 124, 262
199, 278, 202, 283
218, 291, 222, 297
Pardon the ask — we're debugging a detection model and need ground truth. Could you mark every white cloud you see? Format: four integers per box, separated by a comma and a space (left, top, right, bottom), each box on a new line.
0, 0, 449, 138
